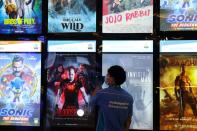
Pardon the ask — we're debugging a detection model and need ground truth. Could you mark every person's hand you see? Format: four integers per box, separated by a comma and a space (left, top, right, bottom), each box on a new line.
124, 116, 131, 131
92, 86, 101, 96
114, 0, 121, 5
80, 86, 86, 93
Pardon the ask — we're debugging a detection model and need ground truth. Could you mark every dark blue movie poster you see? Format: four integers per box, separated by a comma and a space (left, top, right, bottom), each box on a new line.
0, 0, 42, 34
48, 0, 96, 32
160, 0, 197, 31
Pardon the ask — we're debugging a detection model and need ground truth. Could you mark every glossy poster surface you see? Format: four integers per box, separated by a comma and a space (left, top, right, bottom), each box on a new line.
160, 0, 197, 31
0, 0, 42, 34
102, 0, 153, 33
0, 53, 41, 126
102, 54, 153, 129
46, 41, 99, 127
48, 0, 96, 32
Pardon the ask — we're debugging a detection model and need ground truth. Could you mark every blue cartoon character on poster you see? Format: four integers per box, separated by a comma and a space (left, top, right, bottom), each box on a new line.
10, 77, 25, 102
0, 55, 38, 104
0, 55, 34, 103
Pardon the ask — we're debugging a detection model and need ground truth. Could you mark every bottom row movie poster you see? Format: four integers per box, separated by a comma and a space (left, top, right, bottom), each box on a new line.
46, 53, 100, 127
102, 54, 153, 130
160, 55, 197, 130
0, 53, 41, 126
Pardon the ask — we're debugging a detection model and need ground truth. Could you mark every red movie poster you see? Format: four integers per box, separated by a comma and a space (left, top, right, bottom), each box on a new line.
46, 41, 100, 127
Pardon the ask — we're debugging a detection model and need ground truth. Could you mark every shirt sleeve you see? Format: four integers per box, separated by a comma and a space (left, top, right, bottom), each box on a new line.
90, 92, 101, 107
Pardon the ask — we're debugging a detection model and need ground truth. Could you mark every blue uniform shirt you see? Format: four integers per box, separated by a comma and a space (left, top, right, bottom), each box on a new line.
91, 86, 133, 131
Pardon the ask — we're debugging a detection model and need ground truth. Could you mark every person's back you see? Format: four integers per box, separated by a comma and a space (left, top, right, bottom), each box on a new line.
91, 65, 133, 131
95, 86, 133, 131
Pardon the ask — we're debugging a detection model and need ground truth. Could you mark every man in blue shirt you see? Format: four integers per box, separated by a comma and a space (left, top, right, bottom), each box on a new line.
90, 65, 133, 131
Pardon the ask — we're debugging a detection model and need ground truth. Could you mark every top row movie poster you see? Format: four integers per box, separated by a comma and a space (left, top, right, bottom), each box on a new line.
2, 0, 197, 33
160, 0, 197, 31
48, 0, 96, 32
0, 0, 42, 34
102, 0, 153, 33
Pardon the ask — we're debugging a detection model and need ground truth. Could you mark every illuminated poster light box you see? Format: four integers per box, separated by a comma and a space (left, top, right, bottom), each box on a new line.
48, 0, 96, 33
0, 41, 41, 126
160, 40, 197, 130
0, 0, 42, 34
102, 40, 153, 130
46, 40, 99, 127
102, 0, 153, 33
160, 0, 197, 31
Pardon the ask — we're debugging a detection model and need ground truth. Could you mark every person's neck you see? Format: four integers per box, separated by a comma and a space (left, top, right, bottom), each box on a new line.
110, 84, 120, 88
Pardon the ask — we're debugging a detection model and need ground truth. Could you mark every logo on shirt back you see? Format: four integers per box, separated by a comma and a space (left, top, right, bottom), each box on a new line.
108, 101, 129, 109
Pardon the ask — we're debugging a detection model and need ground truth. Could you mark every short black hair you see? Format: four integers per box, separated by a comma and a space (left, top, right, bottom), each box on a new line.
12, 55, 24, 64
107, 65, 126, 85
